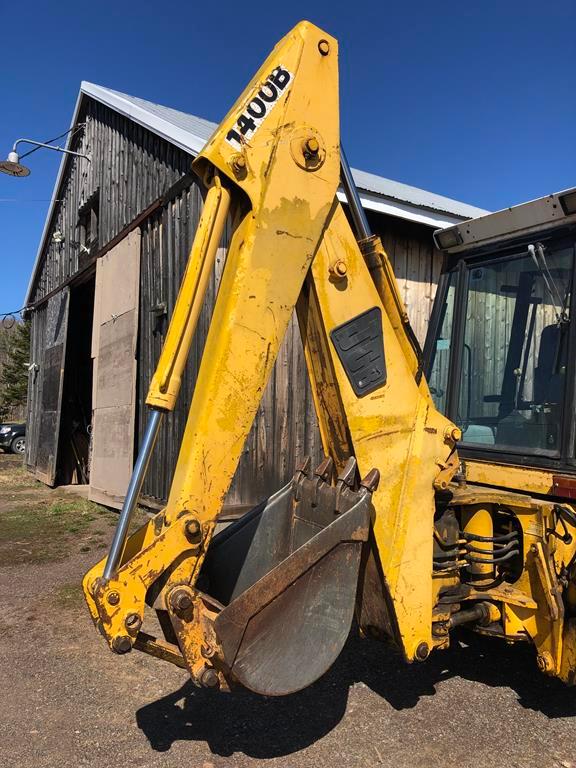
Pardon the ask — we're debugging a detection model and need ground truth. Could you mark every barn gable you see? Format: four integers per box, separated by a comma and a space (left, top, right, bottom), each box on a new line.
24, 82, 488, 507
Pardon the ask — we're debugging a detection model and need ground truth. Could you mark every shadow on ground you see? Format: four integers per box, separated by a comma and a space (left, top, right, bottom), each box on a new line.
136, 630, 576, 758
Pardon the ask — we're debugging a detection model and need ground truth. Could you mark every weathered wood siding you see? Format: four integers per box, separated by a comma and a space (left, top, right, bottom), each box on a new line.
374, 212, 444, 347
29, 100, 192, 304
27, 92, 444, 508
138, 186, 206, 502
137, 185, 324, 506
137, 199, 443, 507
25, 304, 47, 467
26, 97, 193, 473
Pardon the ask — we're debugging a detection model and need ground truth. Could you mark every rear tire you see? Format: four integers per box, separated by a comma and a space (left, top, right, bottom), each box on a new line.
11, 436, 25, 455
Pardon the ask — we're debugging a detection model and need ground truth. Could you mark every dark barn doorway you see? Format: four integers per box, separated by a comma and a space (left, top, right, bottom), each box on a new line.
57, 275, 95, 485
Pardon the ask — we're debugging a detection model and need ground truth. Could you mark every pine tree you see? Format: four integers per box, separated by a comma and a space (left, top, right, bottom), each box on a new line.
0, 321, 30, 420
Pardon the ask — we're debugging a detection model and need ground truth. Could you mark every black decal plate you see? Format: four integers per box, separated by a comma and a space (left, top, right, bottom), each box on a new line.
330, 307, 386, 397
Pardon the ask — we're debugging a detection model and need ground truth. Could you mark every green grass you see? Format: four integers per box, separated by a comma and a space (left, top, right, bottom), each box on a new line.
0, 455, 152, 566
55, 582, 84, 609
0, 497, 117, 566
55, 582, 86, 609
0, 461, 38, 490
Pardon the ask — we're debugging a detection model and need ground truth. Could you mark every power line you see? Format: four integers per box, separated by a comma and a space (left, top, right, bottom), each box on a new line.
0, 307, 26, 329
0, 198, 64, 203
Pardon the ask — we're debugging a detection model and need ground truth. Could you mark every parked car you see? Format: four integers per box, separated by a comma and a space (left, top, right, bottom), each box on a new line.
0, 423, 26, 454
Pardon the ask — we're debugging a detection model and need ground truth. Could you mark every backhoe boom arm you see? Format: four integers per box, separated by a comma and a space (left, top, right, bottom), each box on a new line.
83, 21, 460, 694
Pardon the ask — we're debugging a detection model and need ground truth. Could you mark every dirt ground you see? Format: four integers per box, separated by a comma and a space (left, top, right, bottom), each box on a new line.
1, 451, 576, 768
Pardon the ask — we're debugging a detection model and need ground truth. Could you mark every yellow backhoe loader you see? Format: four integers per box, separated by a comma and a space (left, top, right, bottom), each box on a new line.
83, 21, 576, 695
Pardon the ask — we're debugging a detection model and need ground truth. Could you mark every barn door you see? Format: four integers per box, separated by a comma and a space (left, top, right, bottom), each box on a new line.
35, 288, 70, 486
89, 230, 141, 508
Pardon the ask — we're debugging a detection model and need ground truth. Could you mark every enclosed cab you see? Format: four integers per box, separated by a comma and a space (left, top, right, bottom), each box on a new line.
427, 188, 576, 493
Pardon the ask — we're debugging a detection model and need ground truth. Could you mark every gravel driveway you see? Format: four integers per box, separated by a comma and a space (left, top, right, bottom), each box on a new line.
1, 452, 575, 768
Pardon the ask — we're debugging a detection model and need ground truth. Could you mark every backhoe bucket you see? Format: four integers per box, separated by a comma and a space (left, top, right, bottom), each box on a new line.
199, 457, 377, 695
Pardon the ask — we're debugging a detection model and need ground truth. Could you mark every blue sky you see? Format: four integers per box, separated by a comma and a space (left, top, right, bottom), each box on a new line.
1, 0, 574, 313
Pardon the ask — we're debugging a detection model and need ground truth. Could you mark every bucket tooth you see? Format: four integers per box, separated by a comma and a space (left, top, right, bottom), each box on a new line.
337, 456, 358, 488
335, 456, 359, 514
294, 455, 312, 480
361, 468, 380, 493
313, 456, 334, 483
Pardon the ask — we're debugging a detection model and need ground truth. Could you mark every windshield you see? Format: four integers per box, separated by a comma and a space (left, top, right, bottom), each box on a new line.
428, 242, 574, 455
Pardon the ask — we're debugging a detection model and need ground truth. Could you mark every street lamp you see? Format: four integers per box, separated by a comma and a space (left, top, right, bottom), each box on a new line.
0, 138, 90, 177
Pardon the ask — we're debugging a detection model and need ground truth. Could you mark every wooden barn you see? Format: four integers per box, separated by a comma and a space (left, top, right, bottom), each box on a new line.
24, 81, 487, 510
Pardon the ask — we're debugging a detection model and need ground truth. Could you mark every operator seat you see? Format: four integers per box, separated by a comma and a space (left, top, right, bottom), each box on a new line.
496, 323, 566, 449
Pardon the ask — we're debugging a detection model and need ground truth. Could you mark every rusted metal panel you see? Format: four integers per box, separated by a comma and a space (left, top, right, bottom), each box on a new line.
89, 404, 135, 507
552, 475, 576, 500
89, 231, 140, 508
94, 311, 138, 409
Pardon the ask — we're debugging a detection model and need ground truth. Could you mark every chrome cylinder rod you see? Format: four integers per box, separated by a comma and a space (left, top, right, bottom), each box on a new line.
103, 408, 163, 581
340, 147, 371, 241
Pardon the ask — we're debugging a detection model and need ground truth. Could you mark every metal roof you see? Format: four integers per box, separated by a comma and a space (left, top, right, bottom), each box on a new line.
81, 83, 488, 226
82, 82, 216, 155
350, 167, 487, 221
25, 81, 489, 305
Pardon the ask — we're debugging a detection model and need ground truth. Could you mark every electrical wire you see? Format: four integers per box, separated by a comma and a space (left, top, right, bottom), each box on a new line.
0, 307, 26, 329
18, 123, 87, 160
0, 126, 86, 326
0, 198, 64, 203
